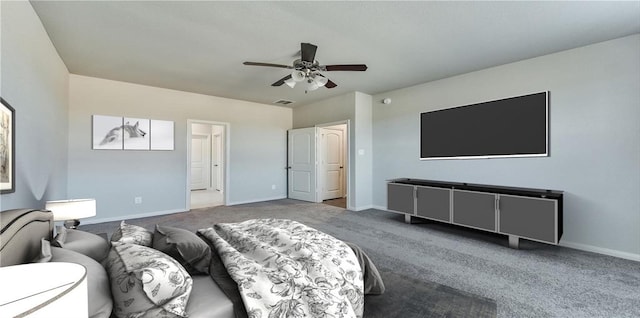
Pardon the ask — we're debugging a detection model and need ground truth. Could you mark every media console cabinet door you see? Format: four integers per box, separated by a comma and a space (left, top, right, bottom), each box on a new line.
453, 190, 497, 231
387, 183, 415, 214
499, 195, 557, 244
416, 186, 451, 222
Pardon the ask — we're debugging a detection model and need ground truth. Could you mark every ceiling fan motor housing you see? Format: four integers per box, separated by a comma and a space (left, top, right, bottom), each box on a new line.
293, 59, 320, 71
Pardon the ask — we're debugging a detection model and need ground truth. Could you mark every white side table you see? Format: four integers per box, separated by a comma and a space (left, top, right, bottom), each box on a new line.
0, 262, 88, 318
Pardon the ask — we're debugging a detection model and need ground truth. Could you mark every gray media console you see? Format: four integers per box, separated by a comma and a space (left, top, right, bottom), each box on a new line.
387, 178, 563, 248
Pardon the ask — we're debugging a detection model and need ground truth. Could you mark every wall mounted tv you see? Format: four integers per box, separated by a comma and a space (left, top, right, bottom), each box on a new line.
420, 91, 548, 160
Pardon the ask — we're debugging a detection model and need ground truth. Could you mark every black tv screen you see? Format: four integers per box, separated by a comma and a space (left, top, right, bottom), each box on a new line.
420, 92, 548, 160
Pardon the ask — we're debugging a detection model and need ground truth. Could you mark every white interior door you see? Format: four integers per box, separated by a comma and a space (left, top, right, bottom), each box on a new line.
212, 133, 222, 191
320, 128, 344, 200
288, 127, 318, 202
190, 134, 210, 190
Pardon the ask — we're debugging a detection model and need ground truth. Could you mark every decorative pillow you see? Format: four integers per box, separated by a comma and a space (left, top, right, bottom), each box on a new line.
32, 238, 52, 263
104, 242, 192, 318
52, 225, 67, 247
50, 246, 113, 318
153, 225, 211, 275
110, 220, 153, 246
59, 228, 111, 262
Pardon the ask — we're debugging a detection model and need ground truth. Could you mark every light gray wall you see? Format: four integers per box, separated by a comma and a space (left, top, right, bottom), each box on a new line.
354, 92, 373, 209
68, 75, 292, 222
0, 1, 69, 210
292, 91, 374, 210
372, 34, 640, 259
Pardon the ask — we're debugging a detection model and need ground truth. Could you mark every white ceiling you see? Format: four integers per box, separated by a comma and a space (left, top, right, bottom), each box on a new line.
30, 1, 640, 107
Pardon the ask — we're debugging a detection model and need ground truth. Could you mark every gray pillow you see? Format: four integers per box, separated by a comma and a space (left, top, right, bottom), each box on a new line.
52, 225, 67, 247
59, 229, 110, 262
104, 242, 192, 318
153, 224, 211, 275
49, 246, 113, 318
110, 220, 153, 246
32, 238, 52, 263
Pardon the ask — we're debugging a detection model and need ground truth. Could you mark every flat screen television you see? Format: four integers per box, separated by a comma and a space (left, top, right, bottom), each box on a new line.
420, 91, 548, 160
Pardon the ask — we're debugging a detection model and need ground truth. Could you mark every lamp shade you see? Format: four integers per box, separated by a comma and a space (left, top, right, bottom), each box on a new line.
284, 77, 297, 88
314, 75, 328, 87
0, 262, 88, 318
308, 82, 319, 91
291, 70, 306, 82
46, 199, 96, 221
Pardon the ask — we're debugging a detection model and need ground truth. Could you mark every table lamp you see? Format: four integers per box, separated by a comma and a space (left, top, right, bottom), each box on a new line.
45, 199, 96, 229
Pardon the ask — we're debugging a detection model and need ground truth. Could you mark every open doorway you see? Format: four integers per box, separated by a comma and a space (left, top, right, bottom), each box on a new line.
186, 120, 229, 210
287, 121, 349, 209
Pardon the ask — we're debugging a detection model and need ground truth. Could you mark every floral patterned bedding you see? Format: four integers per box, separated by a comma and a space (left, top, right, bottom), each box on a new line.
197, 219, 365, 318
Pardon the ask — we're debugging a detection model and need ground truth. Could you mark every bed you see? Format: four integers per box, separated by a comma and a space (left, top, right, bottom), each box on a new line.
0, 209, 384, 318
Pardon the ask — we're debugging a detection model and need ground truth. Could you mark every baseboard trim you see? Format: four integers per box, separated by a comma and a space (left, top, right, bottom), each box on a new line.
227, 196, 287, 206
82, 208, 187, 225
560, 240, 640, 262
352, 205, 374, 211
367, 206, 639, 262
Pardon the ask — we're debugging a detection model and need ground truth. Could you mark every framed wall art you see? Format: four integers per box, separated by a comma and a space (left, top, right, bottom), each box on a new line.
92, 115, 174, 151
1, 98, 15, 194
123, 117, 150, 150
92, 115, 124, 150
150, 119, 174, 150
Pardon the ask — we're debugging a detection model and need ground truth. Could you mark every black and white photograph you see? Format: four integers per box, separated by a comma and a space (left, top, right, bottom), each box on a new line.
150, 119, 174, 150
123, 117, 150, 150
0, 98, 15, 194
92, 115, 124, 150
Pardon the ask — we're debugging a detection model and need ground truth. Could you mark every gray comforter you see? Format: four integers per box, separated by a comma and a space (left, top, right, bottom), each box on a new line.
198, 219, 384, 318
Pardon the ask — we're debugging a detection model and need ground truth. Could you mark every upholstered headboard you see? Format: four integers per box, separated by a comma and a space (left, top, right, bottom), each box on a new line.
0, 209, 53, 266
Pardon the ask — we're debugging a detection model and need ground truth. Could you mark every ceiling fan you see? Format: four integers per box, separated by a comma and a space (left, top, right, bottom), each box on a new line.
243, 43, 367, 91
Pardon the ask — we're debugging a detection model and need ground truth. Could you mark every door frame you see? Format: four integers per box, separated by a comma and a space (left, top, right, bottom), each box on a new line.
186, 119, 230, 210
316, 119, 355, 210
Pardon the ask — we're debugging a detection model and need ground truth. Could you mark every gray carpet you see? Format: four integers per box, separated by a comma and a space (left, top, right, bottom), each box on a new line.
81, 199, 640, 318
364, 270, 495, 318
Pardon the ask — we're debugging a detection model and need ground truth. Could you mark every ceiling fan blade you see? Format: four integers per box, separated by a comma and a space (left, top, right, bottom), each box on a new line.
324, 79, 337, 88
271, 74, 292, 86
301, 43, 318, 63
243, 61, 292, 69
323, 64, 368, 71
316, 74, 337, 88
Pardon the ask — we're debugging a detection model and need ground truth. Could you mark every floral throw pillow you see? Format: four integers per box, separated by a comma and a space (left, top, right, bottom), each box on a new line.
110, 220, 153, 247
104, 242, 192, 318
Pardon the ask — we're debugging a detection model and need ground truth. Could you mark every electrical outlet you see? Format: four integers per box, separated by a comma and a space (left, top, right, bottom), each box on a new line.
271, 184, 276, 190
134, 197, 142, 204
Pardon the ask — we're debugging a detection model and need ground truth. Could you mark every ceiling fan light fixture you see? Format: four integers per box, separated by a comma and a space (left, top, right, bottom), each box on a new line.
307, 80, 319, 91
284, 77, 296, 88
314, 75, 328, 87
291, 70, 306, 82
